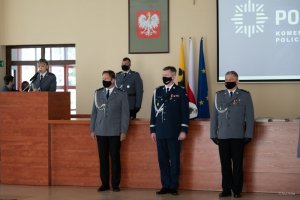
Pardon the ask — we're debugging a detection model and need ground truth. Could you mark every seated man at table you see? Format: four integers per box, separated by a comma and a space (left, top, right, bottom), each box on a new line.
21, 81, 30, 92
0, 74, 17, 92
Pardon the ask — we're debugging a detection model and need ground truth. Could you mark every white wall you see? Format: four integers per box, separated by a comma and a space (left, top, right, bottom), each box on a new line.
1, 0, 299, 119
0, 0, 6, 87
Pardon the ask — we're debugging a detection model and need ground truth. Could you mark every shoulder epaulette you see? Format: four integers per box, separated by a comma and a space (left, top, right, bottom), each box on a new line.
116, 71, 122, 74
96, 87, 104, 92
155, 85, 164, 90
175, 85, 185, 91
117, 88, 126, 92
240, 89, 250, 93
216, 90, 225, 93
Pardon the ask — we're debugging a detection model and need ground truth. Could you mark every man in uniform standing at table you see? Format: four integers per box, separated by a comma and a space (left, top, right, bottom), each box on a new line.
116, 57, 143, 119
150, 66, 189, 196
210, 71, 254, 198
31, 58, 57, 92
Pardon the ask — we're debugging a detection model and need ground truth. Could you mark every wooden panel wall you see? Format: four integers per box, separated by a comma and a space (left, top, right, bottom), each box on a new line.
48, 92, 70, 120
0, 93, 49, 185
49, 120, 300, 193
243, 122, 300, 193
50, 123, 99, 186
0, 93, 70, 185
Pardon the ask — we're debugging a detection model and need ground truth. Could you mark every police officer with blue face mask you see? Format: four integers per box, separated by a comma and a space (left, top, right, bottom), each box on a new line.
150, 66, 189, 196
211, 71, 254, 198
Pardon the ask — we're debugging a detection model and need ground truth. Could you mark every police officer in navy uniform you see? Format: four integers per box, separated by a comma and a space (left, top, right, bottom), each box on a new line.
150, 66, 189, 195
116, 57, 143, 119
211, 71, 254, 198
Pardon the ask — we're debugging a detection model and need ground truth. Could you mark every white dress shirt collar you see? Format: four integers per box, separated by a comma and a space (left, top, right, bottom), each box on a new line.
227, 88, 237, 96
106, 86, 115, 95
40, 71, 47, 78
165, 83, 174, 91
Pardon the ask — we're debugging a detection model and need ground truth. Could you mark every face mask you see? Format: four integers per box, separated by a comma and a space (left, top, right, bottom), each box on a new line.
102, 80, 112, 88
225, 82, 236, 89
121, 65, 130, 71
163, 77, 172, 85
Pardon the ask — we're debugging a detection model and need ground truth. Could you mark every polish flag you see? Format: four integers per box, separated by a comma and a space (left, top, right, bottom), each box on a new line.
187, 37, 197, 119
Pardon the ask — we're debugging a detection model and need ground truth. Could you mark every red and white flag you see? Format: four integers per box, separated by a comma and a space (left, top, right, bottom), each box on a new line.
187, 37, 198, 118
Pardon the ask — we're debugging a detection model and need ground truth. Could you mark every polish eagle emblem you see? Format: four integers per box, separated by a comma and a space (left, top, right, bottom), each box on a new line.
136, 11, 160, 38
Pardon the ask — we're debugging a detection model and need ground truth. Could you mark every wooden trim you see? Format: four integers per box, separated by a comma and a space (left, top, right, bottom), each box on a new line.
6, 44, 75, 48
70, 114, 91, 119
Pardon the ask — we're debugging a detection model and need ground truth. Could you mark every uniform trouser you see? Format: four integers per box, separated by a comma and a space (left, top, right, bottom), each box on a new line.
96, 136, 121, 188
156, 138, 181, 190
218, 139, 244, 194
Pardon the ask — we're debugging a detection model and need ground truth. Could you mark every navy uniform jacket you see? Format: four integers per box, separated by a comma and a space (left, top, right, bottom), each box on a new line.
90, 87, 130, 136
32, 72, 57, 92
116, 70, 143, 110
150, 84, 189, 139
210, 88, 254, 139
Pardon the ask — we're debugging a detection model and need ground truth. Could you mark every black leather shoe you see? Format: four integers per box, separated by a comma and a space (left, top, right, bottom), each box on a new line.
97, 185, 110, 192
169, 189, 179, 195
233, 193, 242, 198
113, 187, 120, 192
156, 188, 169, 195
219, 191, 231, 197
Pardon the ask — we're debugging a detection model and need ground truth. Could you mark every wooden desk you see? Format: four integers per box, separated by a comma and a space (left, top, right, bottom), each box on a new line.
0, 92, 70, 185
48, 119, 300, 193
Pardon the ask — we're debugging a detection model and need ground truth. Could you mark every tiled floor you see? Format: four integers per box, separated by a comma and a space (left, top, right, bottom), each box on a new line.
0, 185, 299, 200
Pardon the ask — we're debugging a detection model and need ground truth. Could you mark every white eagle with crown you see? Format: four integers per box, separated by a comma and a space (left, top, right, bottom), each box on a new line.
138, 12, 160, 37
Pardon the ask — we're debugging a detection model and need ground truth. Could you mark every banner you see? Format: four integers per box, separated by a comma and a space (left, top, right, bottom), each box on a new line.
197, 37, 210, 118
178, 38, 187, 89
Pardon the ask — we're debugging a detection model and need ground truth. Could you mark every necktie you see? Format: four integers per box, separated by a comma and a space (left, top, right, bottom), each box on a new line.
124, 73, 127, 78
230, 92, 233, 97
106, 90, 110, 99
40, 75, 43, 81
166, 88, 170, 94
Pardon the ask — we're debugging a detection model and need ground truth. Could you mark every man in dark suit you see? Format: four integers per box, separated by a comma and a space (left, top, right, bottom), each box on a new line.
116, 57, 143, 119
32, 58, 56, 92
0, 74, 17, 92
90, 70, 130, 192
211, 71, 254, 198
150, 66, 189, 195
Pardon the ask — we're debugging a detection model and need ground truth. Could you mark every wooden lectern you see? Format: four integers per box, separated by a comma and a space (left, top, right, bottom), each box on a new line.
0, 92, 70, 185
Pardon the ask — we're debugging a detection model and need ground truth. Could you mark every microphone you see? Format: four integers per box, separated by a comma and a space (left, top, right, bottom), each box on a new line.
30, 72, 39, 82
